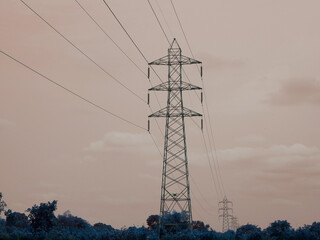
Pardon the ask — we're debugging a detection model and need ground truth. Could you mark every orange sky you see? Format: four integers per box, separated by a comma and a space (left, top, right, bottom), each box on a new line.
1, 0, 320, 230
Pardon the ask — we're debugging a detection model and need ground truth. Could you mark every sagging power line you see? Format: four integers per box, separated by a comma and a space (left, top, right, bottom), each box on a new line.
0, 50, 146, 131
19, 0, 146, 104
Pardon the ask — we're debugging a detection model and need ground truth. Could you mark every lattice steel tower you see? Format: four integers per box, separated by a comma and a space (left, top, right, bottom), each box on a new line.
219, 196, 233, 232
230, 216, 239, 232
148, 39, 202, 231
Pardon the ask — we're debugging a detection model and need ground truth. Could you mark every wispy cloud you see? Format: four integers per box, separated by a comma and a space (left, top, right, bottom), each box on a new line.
236, 135, 265, 144
264, 78, 320, 106
220, 144, 320, 169
0, 118, 14, 127
197, 53, 244, 70
220, 144, 320, 199
84, 132, 158, 155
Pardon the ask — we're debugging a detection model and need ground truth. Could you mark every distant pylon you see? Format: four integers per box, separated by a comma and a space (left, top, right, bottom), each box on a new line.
148, 39, 202, 233
219, 196, 233, 232
230, 216, 239, 232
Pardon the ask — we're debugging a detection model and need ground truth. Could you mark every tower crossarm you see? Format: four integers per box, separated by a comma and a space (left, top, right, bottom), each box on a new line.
149, 81, 201, 91
149, 55, 201, 65
148, 107, 202, 118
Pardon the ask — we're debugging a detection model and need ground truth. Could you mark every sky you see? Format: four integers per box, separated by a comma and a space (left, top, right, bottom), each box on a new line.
1, 0, 320, 231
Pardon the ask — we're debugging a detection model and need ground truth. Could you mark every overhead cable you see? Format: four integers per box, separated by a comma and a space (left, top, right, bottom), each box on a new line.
1, 50, 147, 131
20, 0, 146, 104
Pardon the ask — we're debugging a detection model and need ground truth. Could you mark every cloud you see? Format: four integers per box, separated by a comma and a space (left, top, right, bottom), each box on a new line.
189, 143, 320, 187
82, 155, 97, 163
271, 198, 302, 206
220, 144, 319, 167
219, 144, 320, 198
0, 118, 14, 127
236, 135, 265, 144
197, 53, 244, 70
85, 132, 158, 155
264, 78, 320, 106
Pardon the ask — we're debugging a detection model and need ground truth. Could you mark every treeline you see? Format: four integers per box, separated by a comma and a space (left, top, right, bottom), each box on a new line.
0, 193, 319, 240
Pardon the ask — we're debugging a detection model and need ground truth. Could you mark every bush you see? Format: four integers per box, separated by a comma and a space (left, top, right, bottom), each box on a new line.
264, 220, 294, 240
236, 224, 262, 240
5, 210, 29, 228
57, 210, 90, 229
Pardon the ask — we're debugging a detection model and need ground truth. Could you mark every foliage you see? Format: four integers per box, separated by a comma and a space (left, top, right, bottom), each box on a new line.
306, 222, 320, 236
235, 224, 262, 240
146, 214, 159, 230
93, 222, 114, 231
57, 210, 90, 229
0, 195, 320, 240
264, 220, 294, 240
161, 211, 190, 234
26, 200, 57, 232
5, 210, 29, 228
193, 220, 210, 232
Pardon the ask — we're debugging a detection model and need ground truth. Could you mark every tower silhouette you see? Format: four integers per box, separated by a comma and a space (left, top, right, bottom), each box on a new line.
148, 39, 202, 232
219, 196, 233, 232
230, 216, 239, 232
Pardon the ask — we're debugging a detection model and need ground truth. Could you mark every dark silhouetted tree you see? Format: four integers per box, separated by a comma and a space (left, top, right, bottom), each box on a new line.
146, 215, 159, 230
264, 220, 293, 240
57, 210, 90, 229
5, 210, 29, 228
0, 193, 7, 216
26, 200, 57, 232
162, 211, 189, 234
307, 222, 320, 236
236, 224, 262, 240
93, 222, 114, 231
192, 220, 210, 232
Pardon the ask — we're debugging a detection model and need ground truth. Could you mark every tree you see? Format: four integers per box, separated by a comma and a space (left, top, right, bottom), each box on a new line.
93, 222, 114, 231
26, 200, 57, 232
264, 220, 293, 240
146, 215, 159, 230
236, 224, 262, 240
0, 192, 7, 216
5, 210, 29, 228
57, 210, 90, 229
192, 220, 210, 232
306, 222, 320, 235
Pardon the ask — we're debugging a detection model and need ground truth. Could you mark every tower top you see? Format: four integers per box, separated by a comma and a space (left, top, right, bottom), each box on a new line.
170, 38, 181, 50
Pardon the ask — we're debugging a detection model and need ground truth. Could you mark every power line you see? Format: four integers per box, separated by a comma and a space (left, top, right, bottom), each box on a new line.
11, 1, 166, 193
146, 0, 220, 213
170, 0, 226, 198
74, 0, 147, 78
0, 50, 147, 131
170, 0, 196, 64
73, 0, 164, 135
154, 0, 174, 39
190, 175, 216, 215
19, 0, 146, 104
2, 48, 165, 165
102, 0, 164, 83
149, 132, 163, 159
147, 0, 170, 44
203, 88, 226, 196
145, 1, 220, 220
201, 127, 222, 201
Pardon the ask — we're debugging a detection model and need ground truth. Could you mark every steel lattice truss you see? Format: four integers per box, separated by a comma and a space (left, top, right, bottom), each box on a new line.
219, 196, 234, 232
148, 39, 202, 232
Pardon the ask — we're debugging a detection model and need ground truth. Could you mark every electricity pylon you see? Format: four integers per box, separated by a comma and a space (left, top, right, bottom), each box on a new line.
219, 196, 233, 232
148, 39, 202, 232
230, 216, 239, 232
